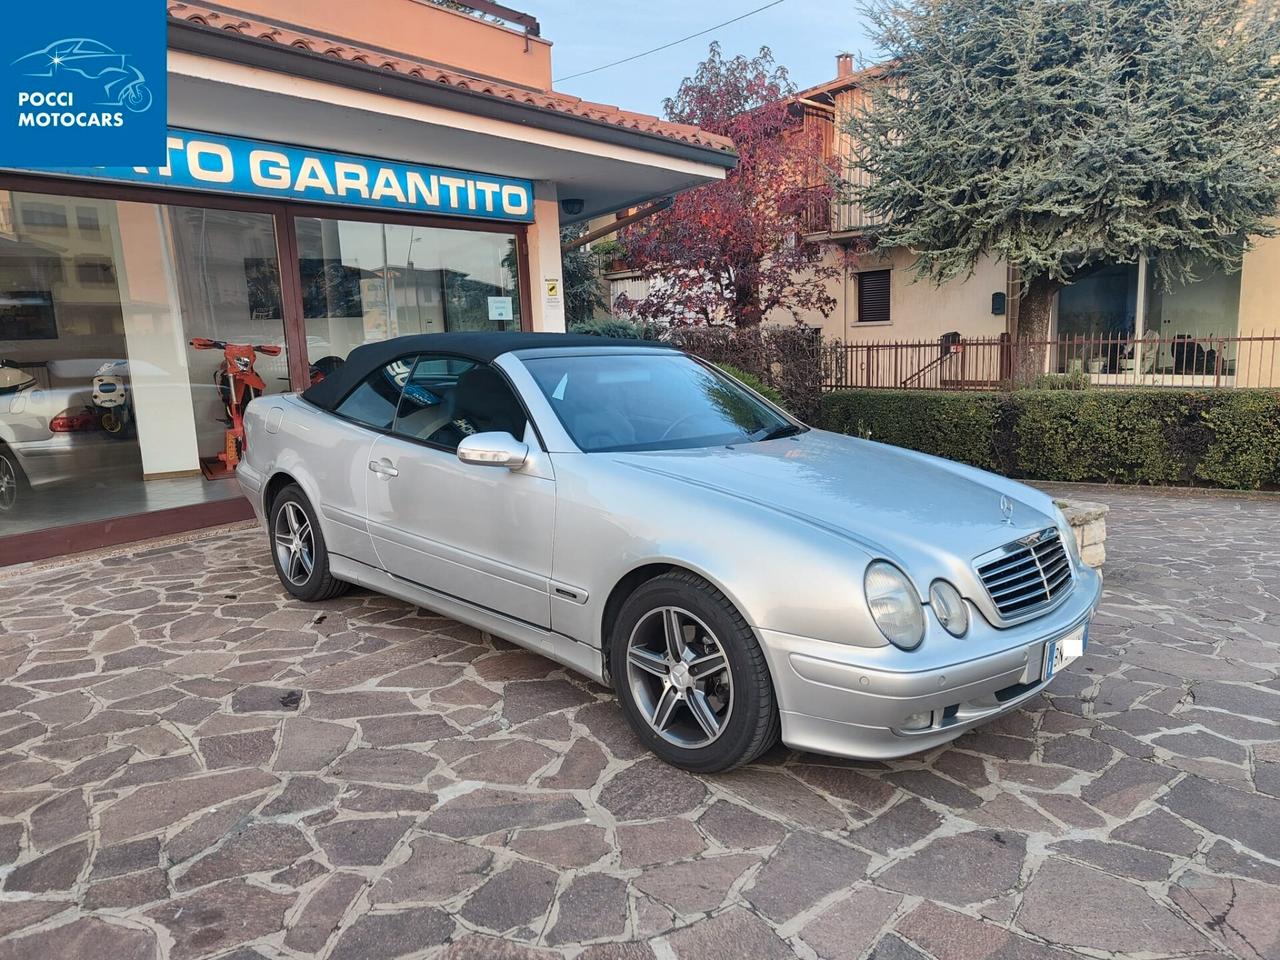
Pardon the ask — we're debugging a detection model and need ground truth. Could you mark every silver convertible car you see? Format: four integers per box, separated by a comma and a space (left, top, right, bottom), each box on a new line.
238, 333, 1101, 772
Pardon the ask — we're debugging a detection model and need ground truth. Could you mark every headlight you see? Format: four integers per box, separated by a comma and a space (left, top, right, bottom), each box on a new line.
929, 580, 969, 637
1054, 504, 1083, 568
865, 561, 925, 650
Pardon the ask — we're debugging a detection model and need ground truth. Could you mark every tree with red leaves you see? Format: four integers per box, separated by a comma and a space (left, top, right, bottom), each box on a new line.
617, 44, 839, 327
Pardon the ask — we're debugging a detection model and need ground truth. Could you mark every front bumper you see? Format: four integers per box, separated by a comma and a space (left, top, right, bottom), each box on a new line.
761, 564, 1103, 760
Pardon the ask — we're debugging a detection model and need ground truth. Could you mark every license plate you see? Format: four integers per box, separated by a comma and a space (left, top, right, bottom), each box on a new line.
1043, 623, 1087, 681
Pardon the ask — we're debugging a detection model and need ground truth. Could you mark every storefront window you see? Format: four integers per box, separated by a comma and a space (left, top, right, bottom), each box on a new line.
2, 181, 529, 547
295, 216, 521, 366
1, 190, 286, 535
1054, 257, 1242, 377
1145, 256, 1242, 375
1057, 262, 1139, 339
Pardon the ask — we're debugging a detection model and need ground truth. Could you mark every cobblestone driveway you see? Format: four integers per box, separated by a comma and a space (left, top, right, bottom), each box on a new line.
0, 486, 1278, 960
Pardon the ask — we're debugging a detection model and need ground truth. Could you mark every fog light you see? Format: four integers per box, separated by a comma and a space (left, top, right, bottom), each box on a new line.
900, 710, 933, 731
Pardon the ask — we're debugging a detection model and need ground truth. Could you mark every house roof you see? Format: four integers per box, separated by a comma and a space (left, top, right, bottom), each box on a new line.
794, 63, 887, 106
166, 2, 735, 154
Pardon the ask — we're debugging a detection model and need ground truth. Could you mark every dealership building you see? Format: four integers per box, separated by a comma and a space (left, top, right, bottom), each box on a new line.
0, 0, 733, 563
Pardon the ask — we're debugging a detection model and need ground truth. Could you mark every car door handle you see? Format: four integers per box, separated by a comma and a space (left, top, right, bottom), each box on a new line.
368, 458, 399, 479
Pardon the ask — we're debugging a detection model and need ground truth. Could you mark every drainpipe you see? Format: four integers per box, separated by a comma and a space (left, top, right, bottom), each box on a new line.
843, 258, 850, 340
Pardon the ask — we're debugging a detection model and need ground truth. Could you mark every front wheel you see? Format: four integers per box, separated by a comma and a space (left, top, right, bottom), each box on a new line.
0, 447, 25, 513
268, 484, 349, 602
610, 571, 779, 773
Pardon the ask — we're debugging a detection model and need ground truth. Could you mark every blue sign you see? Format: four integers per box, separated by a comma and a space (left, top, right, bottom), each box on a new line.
2, 1, 166, 166
6, 128, 536, 223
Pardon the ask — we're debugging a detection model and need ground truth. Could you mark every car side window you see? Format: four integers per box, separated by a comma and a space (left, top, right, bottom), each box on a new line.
335, 355, 416, 430
393, 354, 527, 451
392, 355, 475, 445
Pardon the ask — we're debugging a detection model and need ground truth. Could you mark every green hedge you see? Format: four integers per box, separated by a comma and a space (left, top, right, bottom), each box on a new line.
819, 389, 1280, 490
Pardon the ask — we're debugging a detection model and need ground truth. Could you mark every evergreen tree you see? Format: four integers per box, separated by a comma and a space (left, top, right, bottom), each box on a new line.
560, 224, 611, 327
848, 0, 1280, 374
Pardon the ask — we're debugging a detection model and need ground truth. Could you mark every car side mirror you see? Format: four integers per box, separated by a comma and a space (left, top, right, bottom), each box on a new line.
456, 431, 529, 470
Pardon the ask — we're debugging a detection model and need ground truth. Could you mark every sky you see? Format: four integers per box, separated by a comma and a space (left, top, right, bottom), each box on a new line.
532, 1, 879, 117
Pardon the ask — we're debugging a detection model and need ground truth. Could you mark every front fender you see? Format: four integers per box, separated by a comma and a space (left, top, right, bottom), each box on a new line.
551, 454, 888, 653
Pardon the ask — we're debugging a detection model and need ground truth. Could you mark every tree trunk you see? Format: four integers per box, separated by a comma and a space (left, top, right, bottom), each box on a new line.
1014, 273, 1061, 385
733, 276, 763, 327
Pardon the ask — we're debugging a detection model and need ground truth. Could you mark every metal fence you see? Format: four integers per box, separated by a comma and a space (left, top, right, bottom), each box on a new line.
822, 332, 1280, 391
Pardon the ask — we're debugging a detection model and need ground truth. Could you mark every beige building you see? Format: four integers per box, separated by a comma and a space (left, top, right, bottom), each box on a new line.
785, 55, 1279, 388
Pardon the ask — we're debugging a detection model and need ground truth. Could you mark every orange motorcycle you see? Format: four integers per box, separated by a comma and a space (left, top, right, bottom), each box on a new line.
189, 338, 282, 471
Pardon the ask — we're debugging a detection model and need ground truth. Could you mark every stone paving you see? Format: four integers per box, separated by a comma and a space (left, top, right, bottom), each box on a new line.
0, 485, 1278, 960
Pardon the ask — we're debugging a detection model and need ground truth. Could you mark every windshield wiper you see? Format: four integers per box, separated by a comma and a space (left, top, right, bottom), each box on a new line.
753, 423, 802, 442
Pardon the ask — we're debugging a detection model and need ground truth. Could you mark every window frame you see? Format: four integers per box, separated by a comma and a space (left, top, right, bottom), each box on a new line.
856, 268, 892, 325
387, 352, 539, 454
0, 169, 536, 563
332, 353, 419, 433
0, 171, 535, 391
324, 350, 543, 455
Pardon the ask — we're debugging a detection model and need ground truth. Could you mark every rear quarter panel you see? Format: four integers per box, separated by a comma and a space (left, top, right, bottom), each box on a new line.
241, 395, 380, 567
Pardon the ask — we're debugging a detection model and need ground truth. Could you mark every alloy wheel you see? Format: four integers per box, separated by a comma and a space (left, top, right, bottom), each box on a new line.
274, 501, 315, 586
625, 606, 734, 747
0, 456, 16, 512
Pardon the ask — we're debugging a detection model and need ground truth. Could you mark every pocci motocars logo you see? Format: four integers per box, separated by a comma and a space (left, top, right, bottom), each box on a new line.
13, 38, 155, 116
1, 2, 165, 166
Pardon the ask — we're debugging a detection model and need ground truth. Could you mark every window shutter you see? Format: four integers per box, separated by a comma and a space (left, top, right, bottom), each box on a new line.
857, 270, 891, 323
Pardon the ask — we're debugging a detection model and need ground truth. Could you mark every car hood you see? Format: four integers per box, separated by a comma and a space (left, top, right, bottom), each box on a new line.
609, 429, 1057, 573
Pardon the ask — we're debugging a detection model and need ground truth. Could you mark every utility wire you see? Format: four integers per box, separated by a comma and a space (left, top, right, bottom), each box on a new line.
553, 0, 789, 83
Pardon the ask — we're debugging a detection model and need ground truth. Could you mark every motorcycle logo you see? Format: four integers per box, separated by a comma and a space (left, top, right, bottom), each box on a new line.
11, 38, 153, 112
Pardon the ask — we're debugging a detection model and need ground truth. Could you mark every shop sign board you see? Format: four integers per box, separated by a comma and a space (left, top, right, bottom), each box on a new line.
2, 128, 535, 223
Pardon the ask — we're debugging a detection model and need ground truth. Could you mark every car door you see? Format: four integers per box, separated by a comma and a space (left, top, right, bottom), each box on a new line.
314, 354, 418, 568
364, 353, 556, 629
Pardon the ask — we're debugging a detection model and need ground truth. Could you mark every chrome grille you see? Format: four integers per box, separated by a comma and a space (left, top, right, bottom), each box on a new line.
976, 529, 1072, 620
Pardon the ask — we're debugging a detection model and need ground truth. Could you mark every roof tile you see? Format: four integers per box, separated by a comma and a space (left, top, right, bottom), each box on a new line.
167, 2, 734, 153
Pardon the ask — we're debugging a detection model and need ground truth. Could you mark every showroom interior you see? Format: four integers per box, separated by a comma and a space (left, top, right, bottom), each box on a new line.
0, 0, 735, 564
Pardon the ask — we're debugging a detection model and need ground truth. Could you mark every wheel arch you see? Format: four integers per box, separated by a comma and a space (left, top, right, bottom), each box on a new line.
598, 558, 763, 686
263, 470, 299, 517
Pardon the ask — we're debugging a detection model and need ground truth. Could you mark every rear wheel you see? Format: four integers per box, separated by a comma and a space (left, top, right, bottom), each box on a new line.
268, 484, 349, 601
610, 571, 779, 773
0, 447, 25, 513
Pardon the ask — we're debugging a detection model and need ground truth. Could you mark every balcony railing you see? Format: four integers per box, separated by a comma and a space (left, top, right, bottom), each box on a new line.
799, 165, 883, 237
823, 332, 1280, 391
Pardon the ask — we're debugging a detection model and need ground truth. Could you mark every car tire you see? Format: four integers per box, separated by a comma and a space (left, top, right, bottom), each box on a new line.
268, 484, 349, 602
0, 446, 27, 514
610, 571, 779, 773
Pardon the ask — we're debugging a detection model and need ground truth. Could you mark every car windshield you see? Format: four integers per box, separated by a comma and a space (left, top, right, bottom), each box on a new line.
523, 352, 800, 452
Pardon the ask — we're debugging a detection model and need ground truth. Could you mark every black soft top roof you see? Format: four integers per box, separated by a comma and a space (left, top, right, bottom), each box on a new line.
301, 332, 674, 411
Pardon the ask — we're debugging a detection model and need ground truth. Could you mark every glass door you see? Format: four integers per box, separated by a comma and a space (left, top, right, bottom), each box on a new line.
293, 216, 523, 369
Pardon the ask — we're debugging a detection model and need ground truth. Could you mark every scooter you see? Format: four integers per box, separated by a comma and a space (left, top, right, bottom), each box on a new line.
188, 338, 282, 471
91, 359, 134, 439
